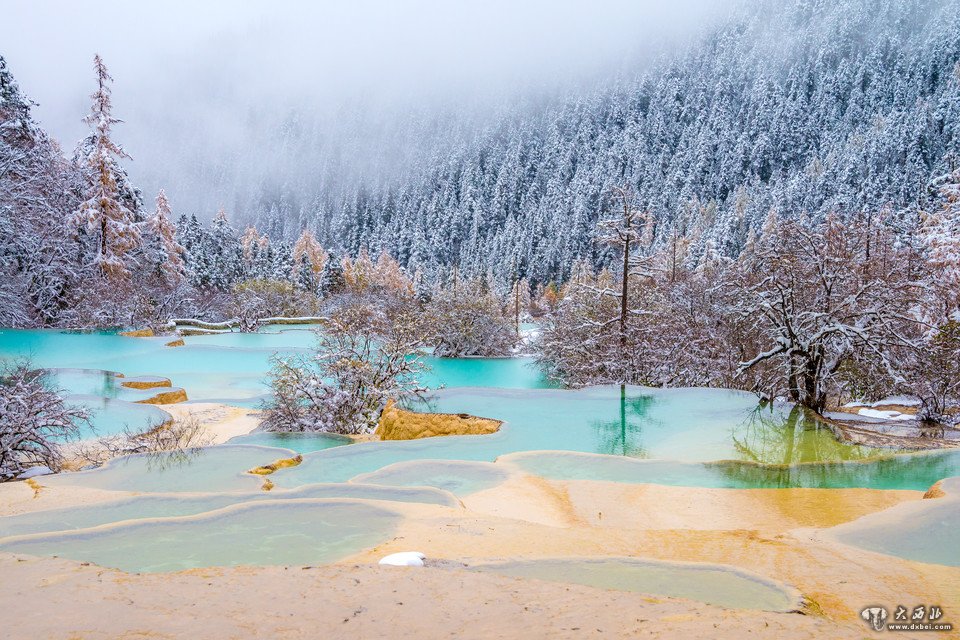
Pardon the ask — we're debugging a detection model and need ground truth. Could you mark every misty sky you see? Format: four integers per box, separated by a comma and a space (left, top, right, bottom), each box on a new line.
1, 0, 730, 213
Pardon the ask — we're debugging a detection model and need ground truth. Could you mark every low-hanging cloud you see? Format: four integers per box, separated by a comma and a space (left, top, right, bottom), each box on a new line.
1, 0, 734, 216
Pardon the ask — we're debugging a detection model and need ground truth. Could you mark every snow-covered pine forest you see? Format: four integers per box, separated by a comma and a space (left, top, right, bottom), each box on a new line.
174, 0, 960, 287
1, 0, 959, 426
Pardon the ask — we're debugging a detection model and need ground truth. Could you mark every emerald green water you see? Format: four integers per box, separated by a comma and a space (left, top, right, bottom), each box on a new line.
500, 450, 960, 491
272, 386, 890, 488
472, 558, 800, 611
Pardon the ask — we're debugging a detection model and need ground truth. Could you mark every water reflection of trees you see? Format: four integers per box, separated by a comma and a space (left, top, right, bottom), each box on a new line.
591, 388, 657, 458
708, 449, 960, 489
729, 404, 876, 466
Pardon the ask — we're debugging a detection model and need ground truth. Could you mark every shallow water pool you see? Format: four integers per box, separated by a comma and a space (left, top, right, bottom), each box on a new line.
501, 449, 960, 491
351, 459, 510, 496
44, 445, 293, 493
227, 431, 352, 453
66, 394, 171, 439
0, 328, 553, 406
830, 476, 960, 566
0, 482, 458, 539
272, 386, 896, 489
0, 499, 402, 572
471, 557, 800, 611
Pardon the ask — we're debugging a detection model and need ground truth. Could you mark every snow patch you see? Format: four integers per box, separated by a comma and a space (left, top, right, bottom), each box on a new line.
379, 551, 426, 567
857, 408, 915, 421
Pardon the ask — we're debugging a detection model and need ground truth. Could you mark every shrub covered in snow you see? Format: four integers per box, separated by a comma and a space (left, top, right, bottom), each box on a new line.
0, 363, 88, 480
261, 303, 429, 435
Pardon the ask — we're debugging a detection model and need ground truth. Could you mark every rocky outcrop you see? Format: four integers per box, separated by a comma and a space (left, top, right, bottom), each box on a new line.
119, 328, 154, 338
135, 388, 188, 405
248, 455, 303, 476
376, 400, 502, 441
121, 376, 172, 390
923, 480, 946, 500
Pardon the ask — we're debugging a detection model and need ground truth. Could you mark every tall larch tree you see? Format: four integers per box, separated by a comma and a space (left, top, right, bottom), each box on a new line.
146, 189, 185, 285
291, 229, 327, 290
71, 55, 141, 280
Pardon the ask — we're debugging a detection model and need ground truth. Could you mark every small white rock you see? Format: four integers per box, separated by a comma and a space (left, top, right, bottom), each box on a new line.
379, 551, 426, 567
17, 465, 53, 479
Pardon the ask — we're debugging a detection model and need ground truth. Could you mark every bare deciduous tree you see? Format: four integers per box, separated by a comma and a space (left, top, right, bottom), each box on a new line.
0, 363, 89, 480
262, 303, 429, 435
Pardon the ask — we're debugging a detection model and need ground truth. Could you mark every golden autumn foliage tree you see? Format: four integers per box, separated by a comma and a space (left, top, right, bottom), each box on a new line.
342, 249, 412, 297
71, 55, 141, 281
291, 229, 328, 290
240, 226, 268, 267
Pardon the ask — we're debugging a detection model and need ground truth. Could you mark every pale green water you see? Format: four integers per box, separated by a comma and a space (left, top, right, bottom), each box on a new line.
227, 431, 352, 453
0, 500, 401, 572
472, 558, 800, 611
0, 483, 458, 539
66, 395, 171, 439
43, 445, 293, 493
350, 460, 510, 496
831, 476, 960, 566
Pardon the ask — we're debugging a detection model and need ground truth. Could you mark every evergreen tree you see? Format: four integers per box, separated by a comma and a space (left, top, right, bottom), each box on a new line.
318, 251, 346, 297
145, 189, 185, 285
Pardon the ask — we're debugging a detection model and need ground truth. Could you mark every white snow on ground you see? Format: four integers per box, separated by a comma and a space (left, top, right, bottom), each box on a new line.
379, 552, 426, 567
16, 466, 52, 479
844, 396, 921, 409
857, 408, 915, 421
872, 395, 921, 407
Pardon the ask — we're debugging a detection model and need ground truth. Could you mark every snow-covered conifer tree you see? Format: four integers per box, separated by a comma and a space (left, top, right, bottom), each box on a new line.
145, 189, 185, 285
70, 55, 141, 280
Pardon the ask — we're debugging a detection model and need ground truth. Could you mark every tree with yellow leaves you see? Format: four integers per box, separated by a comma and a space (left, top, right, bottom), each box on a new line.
71, 55, 141, 281
291, 229, 328, 290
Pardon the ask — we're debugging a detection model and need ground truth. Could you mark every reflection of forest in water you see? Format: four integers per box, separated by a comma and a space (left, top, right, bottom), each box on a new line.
708, 448, 960, 490
729, 405, 877, 465
591, 389, 657, 457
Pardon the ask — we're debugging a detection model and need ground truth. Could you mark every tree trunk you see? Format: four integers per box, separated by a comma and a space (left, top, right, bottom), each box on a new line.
620, 212, 630, 383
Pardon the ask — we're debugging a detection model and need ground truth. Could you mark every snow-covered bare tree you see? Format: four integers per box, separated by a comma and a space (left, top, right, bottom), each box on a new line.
597, 186, 647, 360
734, 214, 919, 412
261, 303, 428, 434
426, 278, 516, 357
0, 363, 89, 480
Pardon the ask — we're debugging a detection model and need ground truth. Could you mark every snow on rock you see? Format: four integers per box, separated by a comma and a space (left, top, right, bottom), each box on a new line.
857, 409, 915, 422
378, 551, 426, 567
872, 396, 921, 408
845, 396, 921, 409
17, 465, 53, 479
